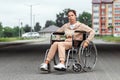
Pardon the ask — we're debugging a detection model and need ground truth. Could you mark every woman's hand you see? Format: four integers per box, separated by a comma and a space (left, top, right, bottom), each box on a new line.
83, 41, 89, 48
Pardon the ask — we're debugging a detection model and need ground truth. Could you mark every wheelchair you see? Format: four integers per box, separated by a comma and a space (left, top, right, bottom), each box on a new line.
42, 30, 97, 73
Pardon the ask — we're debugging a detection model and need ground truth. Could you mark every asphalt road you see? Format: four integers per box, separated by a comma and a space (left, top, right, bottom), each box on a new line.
0, 43, 120, 80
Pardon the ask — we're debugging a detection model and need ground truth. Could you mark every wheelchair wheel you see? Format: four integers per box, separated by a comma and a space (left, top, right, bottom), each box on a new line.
72, 63, 82, 72
78, 41, 97, 72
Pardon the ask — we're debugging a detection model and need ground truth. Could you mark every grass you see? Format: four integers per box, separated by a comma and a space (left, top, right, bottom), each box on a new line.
95, 36, 120, 42
0, 37, 48, 42
0, 37, 23, 42
0, 36, 120, 43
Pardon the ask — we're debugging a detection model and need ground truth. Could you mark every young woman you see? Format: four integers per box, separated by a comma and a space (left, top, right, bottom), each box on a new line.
40, 9, 95, 71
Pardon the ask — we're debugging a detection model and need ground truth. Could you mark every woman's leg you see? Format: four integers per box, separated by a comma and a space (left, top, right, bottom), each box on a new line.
53, 41, 72, 70
57, 42, 72, 63
40, 42, 59, 71
45, 42, 59, 63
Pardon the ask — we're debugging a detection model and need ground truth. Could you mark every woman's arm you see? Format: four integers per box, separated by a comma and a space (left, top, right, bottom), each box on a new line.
79, 23, 95, 43
55, 24, 66, 40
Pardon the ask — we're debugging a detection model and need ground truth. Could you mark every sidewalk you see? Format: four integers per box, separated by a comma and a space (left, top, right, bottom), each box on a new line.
0, 38, 119, 47
0, 37, 49, 48
93, 39, 118, 44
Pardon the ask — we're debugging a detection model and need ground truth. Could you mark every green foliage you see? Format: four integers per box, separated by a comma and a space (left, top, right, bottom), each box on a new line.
108, 25, 114, 36
95, 36, 120, 42
0, 37, 20, 42
0, 22, 3, 37
0, 22, 3, 31
12, 26, 19, 37
3, 27, 14, 37
23, 24, 31, 32
34, 22, 41, 32
108, 25, 113, 28
55, 8, 70, 27
44, 20, 56, 28
78, 11, 92, 27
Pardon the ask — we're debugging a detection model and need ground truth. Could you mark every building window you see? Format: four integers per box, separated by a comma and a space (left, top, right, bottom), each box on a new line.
115, 10, 120, 14
102, 4, 105, 9
114, 3, 120, 8
102, 11, 105, 15
101, 29, 106, 32
101, 17, 105, 20
108, 11, 112, 14
115, 16, 120, 20
115, 28, 120, 32
115, 22, 120, 26
108, 17, 112, 19
93, 4, 99, 7
108, 4, 112, 8
108, 28, 112, 32
94, 22, 99, 25
108, 23, 112, 26
93, 10, 99, 13
94, 16, 99, 19
102, 23, 105, 26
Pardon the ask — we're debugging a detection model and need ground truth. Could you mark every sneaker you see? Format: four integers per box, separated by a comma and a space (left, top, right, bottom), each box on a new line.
40, 63, 48, 71
54, 63, 66, 71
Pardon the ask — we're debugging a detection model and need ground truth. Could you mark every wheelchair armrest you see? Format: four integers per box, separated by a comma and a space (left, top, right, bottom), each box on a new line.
52, 40, 65, 42
73, 30, 88, 41
51, 40, 65, 44
74, 30, 86, 34
52, 32, 65, 35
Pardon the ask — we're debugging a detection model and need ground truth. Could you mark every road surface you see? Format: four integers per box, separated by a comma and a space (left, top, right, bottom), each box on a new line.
0, 41, 120, 80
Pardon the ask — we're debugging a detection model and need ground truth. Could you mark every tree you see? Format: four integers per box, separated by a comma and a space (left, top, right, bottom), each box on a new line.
3, 27, 13, 37
34, 22, 41, 32
23, 24, 31, 32
44, 20, 56, 28
12, 26, 19, 37
78, 11, 92, 27
0, 22, 2, 30
108, 25, 114, 36
55, 8, 70, 27
0, 22, 3, 37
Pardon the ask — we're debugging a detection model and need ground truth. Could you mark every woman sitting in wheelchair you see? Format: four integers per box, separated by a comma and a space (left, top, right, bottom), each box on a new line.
40, 9, 95, 71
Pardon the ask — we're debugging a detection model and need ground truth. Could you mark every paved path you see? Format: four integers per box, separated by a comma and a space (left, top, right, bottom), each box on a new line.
0, 43, 120, 80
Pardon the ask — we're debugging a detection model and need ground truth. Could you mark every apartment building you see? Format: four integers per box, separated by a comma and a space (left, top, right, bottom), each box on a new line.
92, 0, 120, 37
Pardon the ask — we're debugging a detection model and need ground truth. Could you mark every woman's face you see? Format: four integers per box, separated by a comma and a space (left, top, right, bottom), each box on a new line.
68, 12, 76, 23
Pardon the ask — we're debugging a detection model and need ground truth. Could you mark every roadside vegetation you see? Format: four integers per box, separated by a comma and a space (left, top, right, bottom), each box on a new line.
0, 37, 23, 42
95, 36, 120, 43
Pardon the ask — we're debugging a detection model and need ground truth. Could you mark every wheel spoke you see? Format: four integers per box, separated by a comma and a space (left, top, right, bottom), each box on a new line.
78, 41, 97, 71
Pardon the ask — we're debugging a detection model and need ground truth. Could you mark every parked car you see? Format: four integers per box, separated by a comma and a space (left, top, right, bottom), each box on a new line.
22, 32, 40, 38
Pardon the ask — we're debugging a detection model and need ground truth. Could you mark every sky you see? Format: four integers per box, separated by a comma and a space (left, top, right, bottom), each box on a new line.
0, 0, 92, 28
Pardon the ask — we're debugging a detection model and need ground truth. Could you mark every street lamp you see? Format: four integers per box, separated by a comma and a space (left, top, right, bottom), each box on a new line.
26, 4, 40, 32
33, 14, 36, 32
30, 5, 32, 32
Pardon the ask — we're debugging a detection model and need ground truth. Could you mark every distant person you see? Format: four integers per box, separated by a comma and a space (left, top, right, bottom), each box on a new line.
40, 9, 95, 71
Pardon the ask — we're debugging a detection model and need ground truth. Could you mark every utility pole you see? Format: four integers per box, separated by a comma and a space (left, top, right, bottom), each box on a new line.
30, 5, 32, 32
26, 4, 40, 32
